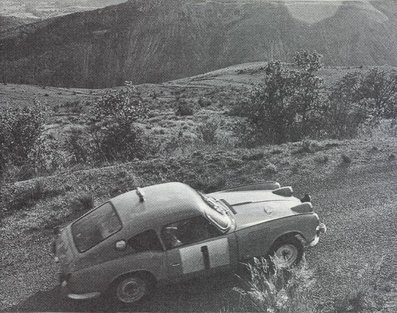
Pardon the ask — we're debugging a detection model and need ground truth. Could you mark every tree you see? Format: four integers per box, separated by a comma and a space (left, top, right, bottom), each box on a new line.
355, 68, 397, 119
241, 51, 324, 145
325, 72, 368, 138
88, 84, 148, 162
325, 68, 397, 138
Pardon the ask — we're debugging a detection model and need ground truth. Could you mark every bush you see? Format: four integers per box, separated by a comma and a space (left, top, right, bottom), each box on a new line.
197, 119, 218, 144
1, 180, 62, 217
325, 69, 397, 138
64, 127, 92, 164
325, 73, 372, 139
340, 154, 352, 164
72, 193, 94, 213
67, 84, 150, 163
187, 174, 226, 193
237, 51, 325, 145
198, 97, 212, 108
175, 99, 194, 116
91, 121, 146, 162
0, 103, 44, 178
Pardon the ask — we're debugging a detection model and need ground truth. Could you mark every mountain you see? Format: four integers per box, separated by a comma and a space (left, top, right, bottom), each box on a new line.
1, 0, 397, 88
0, 1, 127, 20
0, 15, 33, 31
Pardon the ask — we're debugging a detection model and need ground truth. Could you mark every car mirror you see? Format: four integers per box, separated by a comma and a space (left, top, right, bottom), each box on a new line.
115, 240, 127, 251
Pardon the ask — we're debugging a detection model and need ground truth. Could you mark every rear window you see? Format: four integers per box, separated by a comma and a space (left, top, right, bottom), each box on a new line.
71, 202, 122, 252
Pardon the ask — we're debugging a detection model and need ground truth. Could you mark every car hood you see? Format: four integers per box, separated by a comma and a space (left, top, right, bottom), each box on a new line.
208, 190, 302, 229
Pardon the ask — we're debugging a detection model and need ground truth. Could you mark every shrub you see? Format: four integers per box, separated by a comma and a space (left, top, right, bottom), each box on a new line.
237, 51, 325, 146
341, 154, 352, 164
314, 154, 329, 164
64, 127, 92, 164
175, 99, 194, 116
325, 69, 397, 138
197, 119, 218, 144
1, 180, 62, 217
242, 151, 265, 161
0, 103, 44, 178
91, 121, 146, 162
325, 73, 372, 139
28, 133, 68, 176
92, 83, 148, 123
187, 174, 226, 193
264, 163, 278, 175
82, 84, 149, 163
72, 193, 95, 213
198, 97, 212, 108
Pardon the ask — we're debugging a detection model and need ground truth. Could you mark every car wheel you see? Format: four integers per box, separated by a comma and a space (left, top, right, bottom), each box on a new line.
114, 275, 149, 304
270, 236, 304, 268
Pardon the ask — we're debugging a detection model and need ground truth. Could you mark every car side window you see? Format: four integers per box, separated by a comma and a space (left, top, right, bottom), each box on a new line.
128, 229, 163, 252
161, 216, 220, 250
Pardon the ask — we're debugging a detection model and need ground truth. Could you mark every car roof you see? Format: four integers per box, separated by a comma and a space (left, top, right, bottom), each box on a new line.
110, 182, 205, 233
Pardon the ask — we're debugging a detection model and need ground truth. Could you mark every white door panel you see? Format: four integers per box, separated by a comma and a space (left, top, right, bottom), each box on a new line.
179, 238, 230, 274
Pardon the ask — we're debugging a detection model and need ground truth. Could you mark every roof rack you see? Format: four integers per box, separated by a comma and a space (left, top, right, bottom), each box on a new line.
136, 187, 145, 202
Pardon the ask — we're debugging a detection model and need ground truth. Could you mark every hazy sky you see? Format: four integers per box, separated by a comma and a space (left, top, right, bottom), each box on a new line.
282, 0, 387, 24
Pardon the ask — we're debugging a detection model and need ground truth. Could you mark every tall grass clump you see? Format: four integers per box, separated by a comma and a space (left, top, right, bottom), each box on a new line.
233, 257, 316, 313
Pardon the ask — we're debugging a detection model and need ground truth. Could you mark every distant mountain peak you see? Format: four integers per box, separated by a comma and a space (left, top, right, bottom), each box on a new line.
1, 0, 396, 88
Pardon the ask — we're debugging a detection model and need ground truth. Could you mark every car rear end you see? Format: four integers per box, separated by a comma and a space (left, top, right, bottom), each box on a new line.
53, 200, 124, 300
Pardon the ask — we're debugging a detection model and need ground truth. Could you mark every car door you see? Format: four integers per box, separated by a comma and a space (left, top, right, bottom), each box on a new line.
161, 216, 237, 281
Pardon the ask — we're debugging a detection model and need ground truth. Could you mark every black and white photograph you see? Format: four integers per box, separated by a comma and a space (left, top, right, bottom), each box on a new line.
0, 0, 396, 312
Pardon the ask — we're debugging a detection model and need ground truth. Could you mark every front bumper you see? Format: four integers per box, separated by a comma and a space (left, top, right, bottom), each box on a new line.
68, 291, 101, 300
308, 223, 327, 247
60, 280, 101, 300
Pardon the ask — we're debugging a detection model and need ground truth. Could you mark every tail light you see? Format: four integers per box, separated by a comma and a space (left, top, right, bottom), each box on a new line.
272, 186, 293, 197
291, 202, 313, 213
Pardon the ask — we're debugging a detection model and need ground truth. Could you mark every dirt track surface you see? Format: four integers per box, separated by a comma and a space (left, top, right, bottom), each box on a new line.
1, 162, 396, 312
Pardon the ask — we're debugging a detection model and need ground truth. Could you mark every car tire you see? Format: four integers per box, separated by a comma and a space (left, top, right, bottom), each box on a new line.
112, 274, 151, 305
269, 235, 304, 268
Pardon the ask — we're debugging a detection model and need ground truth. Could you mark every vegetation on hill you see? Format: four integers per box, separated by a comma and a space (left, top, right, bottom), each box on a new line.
0, 51, 396, 188
0, 53, 396, 312
1, 0, 397, 87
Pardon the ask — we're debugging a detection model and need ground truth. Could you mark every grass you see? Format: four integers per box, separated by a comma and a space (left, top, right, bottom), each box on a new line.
0, 63, 396, 310
232, 257, 317, 313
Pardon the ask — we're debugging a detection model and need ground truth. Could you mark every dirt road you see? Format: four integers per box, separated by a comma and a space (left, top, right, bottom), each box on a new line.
2, 162, 396, 312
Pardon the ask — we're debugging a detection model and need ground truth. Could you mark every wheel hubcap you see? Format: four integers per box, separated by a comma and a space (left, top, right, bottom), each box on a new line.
275, 244, 298, 267
117, 277, 146, 304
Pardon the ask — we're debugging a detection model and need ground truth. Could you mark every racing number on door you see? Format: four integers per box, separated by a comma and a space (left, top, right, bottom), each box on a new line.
179, 238, 230, 274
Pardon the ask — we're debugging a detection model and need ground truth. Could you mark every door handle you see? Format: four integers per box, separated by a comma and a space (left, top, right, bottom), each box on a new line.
170, 262, 180, 267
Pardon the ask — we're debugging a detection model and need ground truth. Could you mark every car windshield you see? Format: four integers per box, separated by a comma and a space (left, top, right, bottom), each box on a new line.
71, 202, 122, 252
198, 193, 232, 231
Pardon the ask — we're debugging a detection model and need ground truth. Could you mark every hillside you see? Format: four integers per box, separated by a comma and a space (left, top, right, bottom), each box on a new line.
0, 15, 34, 31
0, 0, 126, 20
0, 59, 396, 311
1, 0, 397, 88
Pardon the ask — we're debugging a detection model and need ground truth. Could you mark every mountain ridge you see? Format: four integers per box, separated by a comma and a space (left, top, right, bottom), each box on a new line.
1, 0, 397, 88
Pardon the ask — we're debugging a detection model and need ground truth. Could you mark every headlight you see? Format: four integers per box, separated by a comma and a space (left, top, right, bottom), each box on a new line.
317, 223, 327, 234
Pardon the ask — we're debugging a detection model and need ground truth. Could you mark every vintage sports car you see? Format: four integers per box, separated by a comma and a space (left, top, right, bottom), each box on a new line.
54, 182, 326, 304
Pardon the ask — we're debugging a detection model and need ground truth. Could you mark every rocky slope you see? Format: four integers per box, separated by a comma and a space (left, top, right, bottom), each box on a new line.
1, 0, 397, 88
0, 15, 33, 31
0, 0, 127, 20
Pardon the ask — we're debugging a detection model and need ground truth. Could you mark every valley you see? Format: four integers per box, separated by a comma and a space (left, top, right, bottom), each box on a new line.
1, 0, 397, 88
